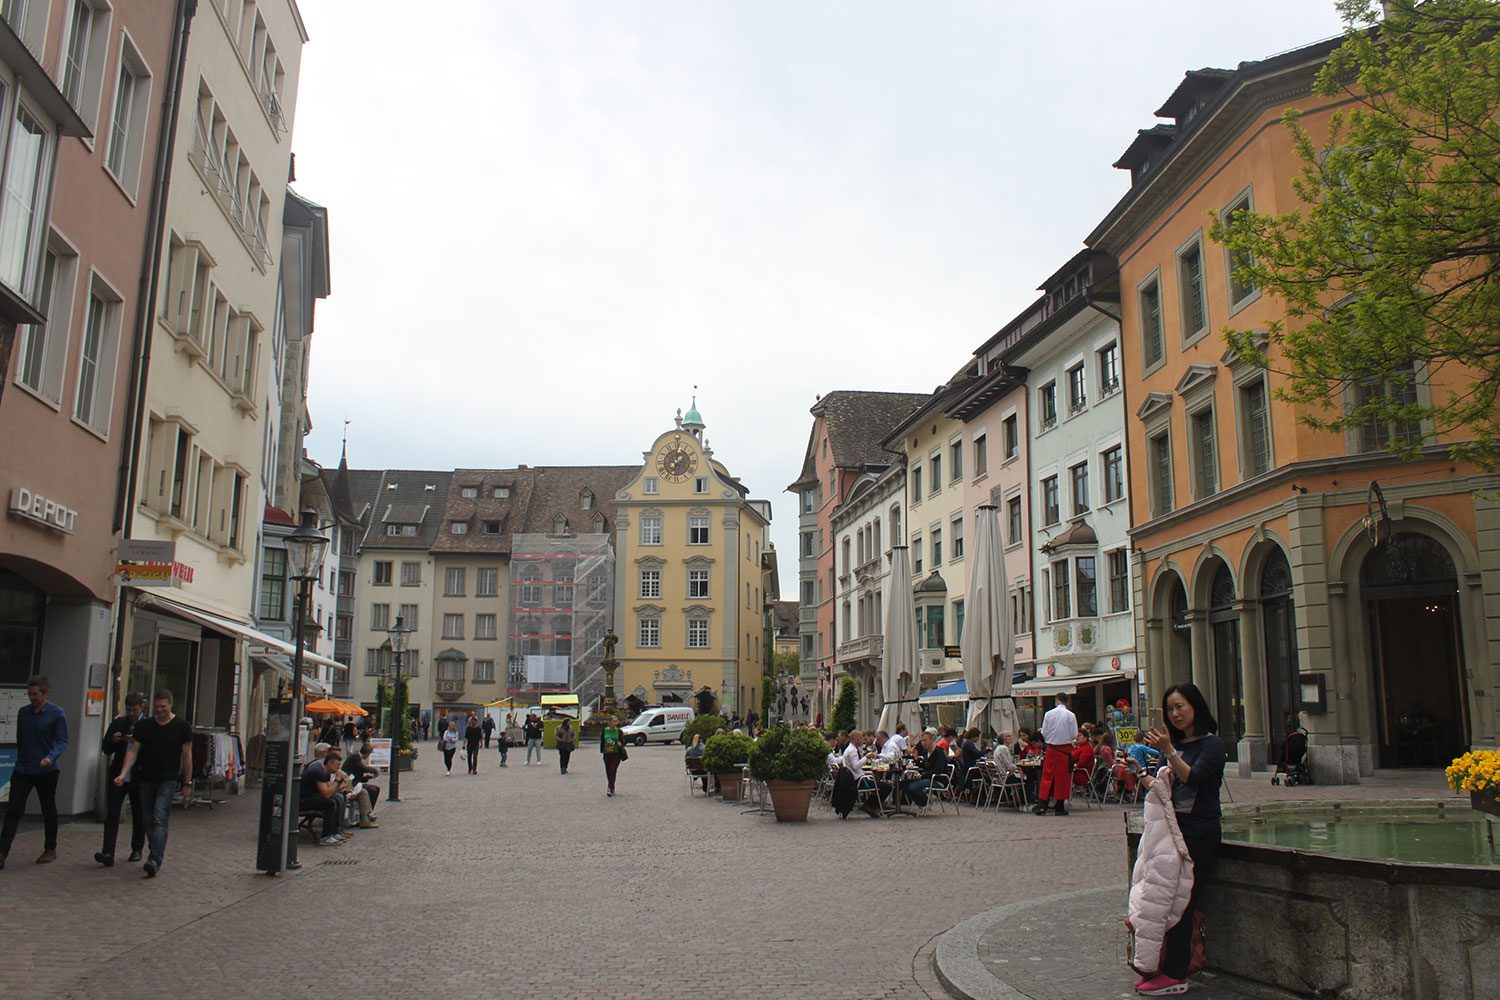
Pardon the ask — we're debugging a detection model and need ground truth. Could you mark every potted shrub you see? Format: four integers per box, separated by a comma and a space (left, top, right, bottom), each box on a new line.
680, 713, 728, 749
1447, 749, 1500, 816
749, 726, 829, 822
704, 731, 754, 800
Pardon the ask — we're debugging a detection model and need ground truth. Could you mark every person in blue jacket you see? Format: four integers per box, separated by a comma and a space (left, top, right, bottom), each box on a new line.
0, 676, 69, 868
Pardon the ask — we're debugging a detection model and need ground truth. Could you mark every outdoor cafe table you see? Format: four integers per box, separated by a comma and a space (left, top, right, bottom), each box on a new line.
866, 757, 924, 817
1018, 757, 1043, 804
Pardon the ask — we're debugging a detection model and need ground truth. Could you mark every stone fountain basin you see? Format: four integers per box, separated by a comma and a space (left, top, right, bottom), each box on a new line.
1125, 799, 1500, 999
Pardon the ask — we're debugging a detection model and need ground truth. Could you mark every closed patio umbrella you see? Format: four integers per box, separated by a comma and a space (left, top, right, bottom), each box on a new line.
882, 545, 919, 734
962, 504, 1015, 736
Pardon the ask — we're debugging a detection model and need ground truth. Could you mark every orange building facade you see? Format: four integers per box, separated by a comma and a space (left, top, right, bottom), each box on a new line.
1089, 45, 1500, 780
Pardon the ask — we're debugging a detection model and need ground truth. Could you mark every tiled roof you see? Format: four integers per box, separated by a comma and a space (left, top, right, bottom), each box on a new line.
344, 469, 385, 528
426, 465, 639, 554
429, 468, 535, 555
356, 470, 452, 551
518, 465, 638, 536
817, 390, 930, 469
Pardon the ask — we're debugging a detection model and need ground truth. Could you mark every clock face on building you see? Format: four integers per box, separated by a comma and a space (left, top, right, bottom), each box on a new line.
655, 437, 697, 482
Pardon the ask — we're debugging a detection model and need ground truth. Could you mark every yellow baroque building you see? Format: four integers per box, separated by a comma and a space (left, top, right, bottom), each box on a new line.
612, 402, 773, 719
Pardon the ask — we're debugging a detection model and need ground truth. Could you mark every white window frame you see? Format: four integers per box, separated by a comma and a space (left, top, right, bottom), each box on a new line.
60, 0, 112, 131
687, 569, 709, 599
686, 617, 710, 649
639, 568, 660, 599
640, 514, 663, 546
71, 268, 123, 438
13, 231, 78, 406
0, 94, 59, 302
105, 27, 152, 196
638, 616, 660, 648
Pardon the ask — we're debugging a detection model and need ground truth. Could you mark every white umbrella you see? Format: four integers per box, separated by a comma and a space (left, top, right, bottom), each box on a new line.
883, 544, 919, 734
962, 504, 1015, 736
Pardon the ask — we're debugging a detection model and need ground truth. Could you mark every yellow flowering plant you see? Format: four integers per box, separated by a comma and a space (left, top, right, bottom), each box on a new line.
1446, 749, 1500, 794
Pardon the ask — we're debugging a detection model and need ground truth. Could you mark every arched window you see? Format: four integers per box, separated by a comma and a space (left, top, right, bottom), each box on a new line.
1259, 547, 1299, 741
1207, 561, 1243, 757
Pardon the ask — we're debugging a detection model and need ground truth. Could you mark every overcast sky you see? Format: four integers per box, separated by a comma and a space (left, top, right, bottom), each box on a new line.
292, 1, 1346, 597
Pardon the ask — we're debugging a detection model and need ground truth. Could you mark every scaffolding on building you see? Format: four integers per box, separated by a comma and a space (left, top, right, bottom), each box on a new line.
507, 533, 615, 709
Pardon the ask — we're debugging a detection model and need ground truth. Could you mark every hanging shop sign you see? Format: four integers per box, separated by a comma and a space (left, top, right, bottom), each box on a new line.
7, 487, 78, 534
113, 560, 195, 588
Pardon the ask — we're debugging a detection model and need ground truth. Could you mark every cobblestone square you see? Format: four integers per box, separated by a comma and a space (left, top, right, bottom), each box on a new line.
0, 745, 1447, 1000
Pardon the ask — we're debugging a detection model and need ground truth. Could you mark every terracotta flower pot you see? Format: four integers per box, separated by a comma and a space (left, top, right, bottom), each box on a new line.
1471, 790, 1500, 817
717, 772, 744, 801
767, 779, 816, 822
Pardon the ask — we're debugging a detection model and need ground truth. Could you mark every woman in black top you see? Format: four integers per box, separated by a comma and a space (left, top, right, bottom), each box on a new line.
464, 716, 483, 774
1138, 682, 1226, 994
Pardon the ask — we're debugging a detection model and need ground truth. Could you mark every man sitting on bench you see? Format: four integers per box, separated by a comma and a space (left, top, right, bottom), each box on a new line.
300, 748, 348, 846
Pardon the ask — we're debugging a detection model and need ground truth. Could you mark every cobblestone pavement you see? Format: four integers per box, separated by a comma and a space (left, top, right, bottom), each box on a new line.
0, 749, 1449, 1000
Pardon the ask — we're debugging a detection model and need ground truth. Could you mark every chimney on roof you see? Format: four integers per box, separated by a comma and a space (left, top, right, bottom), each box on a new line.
518, 464, 528, 470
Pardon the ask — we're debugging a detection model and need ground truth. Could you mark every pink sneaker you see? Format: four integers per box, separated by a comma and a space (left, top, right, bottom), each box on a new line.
1136, 974, 1188, 995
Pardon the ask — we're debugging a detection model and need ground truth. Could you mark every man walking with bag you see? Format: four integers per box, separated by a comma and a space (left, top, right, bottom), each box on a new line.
97, 692, 148, 867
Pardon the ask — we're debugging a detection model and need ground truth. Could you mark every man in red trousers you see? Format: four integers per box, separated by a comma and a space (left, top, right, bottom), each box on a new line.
1033, 692, 1079, 816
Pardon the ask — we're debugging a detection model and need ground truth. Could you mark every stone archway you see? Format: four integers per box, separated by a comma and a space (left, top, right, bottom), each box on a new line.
1360, 532, 1469, 767
1203, 559, 1243, 760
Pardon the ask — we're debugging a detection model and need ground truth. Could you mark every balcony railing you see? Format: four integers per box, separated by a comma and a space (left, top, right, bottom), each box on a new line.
836, 634, 883, 664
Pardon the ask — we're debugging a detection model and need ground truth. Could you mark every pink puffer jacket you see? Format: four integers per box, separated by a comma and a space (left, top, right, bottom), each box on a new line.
1126, 767, 1194, 974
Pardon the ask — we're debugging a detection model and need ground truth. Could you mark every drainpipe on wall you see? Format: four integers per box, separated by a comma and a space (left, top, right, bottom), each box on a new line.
1084, 293, 1134, 697
107, 0, 199, 704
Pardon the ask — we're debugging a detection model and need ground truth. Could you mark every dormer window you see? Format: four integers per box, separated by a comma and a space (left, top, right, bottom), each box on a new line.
554, 516, 568, 533
580, 490, 593, 510
461, 486, 477, 499
484, 520, 501, 534
493, 486, 509, 499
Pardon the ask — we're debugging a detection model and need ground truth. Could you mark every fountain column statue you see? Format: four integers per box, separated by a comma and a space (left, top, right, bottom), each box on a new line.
599, 630, 620, 717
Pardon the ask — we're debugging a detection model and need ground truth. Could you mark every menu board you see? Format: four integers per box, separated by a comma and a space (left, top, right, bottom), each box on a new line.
0, 687, 30, 744
367, 738, 392, 768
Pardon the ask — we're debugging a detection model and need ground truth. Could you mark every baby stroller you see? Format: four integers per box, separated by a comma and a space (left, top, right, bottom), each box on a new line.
1271, 728, 1312, 786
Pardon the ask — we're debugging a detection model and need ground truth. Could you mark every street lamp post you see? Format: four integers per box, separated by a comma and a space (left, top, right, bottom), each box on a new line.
385, 615, 413, 802
279, 509, 329, 874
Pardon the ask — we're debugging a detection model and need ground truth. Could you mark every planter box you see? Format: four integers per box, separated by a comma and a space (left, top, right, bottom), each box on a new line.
767, 779, 816, 822
1472, 790, 1500, 817
396, 756, 414, 772
717, 771, 744, 801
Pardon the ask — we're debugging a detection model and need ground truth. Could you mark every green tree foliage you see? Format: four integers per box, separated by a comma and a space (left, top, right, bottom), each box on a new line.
681, 712, 728, 748
772, 651, 800, 675
830, 676, 857, 733
1210, 0, 1500, 468
379, 676, 413, 750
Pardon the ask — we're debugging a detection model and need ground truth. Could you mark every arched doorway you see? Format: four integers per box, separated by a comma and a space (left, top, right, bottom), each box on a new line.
1362, 532, 1468, 767
1166, 575, 1191, 685
1207, 563, 1243, 760
1259, 548, 1300, 749
0, 570, 45, 685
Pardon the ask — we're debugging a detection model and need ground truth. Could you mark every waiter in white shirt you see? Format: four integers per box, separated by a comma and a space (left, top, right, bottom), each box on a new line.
1034, 692, 1079, 816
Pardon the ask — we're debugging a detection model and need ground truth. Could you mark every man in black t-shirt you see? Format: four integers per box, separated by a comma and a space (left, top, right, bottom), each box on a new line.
96, 692, 147, 867
114, 690, 193, 877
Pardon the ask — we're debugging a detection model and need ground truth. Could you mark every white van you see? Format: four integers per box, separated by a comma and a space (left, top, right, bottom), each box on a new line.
621, 706, 695, 745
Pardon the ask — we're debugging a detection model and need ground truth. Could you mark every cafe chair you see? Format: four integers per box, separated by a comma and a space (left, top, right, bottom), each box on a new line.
928, 763, 961, 817
1071, 760, 1103, 809
685, 756, 711, 797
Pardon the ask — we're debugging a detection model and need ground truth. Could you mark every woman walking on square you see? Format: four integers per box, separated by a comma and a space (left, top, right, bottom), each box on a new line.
600, 716, 628, 796
440, 719, 460, 775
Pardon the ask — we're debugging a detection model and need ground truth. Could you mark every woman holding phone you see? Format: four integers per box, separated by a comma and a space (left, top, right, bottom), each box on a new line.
1133, 682, 1226, 996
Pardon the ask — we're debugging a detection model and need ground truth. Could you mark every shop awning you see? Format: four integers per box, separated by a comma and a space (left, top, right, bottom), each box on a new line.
918, 680, 968, 705
137, 592, 345, 677
1013, 670, 1137, 699
251, 653, 329, 696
